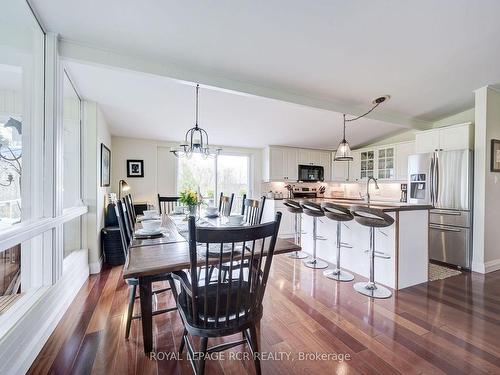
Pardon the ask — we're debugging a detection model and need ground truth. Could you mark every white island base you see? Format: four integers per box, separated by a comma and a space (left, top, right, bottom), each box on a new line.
300, 209, 429, 290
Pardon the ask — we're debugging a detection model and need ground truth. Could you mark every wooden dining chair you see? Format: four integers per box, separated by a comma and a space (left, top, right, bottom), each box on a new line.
114, 202, 176, 340
158, 194, 180, 215
172, 212, 282, 375
242, 196, 266, 225
218, 192, 234, 217
120, 198, 134, 244
125, 194, 136, 222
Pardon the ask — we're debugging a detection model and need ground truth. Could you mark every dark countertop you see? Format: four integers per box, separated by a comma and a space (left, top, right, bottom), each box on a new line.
282, 197, 433, 213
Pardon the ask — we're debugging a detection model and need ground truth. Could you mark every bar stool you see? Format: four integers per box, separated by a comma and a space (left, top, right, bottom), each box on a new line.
300, 201, 328, 269
321, 202, 354, 282
351, 206, 394, 299
283, 200, 309, 259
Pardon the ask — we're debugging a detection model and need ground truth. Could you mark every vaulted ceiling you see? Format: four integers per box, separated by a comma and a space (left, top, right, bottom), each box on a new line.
30, 0, 500, 147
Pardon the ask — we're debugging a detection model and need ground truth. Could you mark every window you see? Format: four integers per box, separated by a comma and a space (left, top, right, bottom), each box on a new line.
176, 153, 250, 211
0, 0, 45, 312
62, 72, 82, 258
217, 154, 249, 213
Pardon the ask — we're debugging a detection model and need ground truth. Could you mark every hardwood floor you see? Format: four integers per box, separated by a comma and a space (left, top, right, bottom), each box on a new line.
29, 256, 500, 374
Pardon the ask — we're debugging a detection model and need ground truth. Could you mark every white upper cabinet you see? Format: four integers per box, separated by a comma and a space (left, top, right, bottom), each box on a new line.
331, 158, 349, 181
415, 123, 473, 153
395, 141, 415, 181
263, 146, 331, 182
264, 146, 298, 181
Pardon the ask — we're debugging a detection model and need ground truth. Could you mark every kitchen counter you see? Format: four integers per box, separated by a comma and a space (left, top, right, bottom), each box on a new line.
291, 197, 433, 212
262, 197, 430, 290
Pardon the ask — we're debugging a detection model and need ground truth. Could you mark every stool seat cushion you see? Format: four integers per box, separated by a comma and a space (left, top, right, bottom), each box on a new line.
351, 206, 394, 228
321, 202, 353, 222
283, 200, 303, 214
300, 201, 324, 217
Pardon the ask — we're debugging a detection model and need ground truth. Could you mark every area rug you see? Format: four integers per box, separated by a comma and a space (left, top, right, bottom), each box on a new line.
428, 263, 462, 281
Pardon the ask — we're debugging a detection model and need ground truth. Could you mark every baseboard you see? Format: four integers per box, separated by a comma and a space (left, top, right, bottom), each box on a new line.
0, 249, 89, 375
471, 259, 500, 274
89, 255, 103, 274
485, 259, 500, 273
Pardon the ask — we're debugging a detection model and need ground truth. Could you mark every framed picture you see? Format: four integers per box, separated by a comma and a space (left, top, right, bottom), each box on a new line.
491, 139, 500, 172
100, 143, 111, 187
127, 159, 144, 177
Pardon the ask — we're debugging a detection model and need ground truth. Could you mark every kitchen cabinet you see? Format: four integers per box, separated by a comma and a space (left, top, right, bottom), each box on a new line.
260, 199, 295, 237
395, 141, 415, 181
415, 123, 473, 153
263, 146, 331, 182
331, 158, 349, 181
264, 146, 298, 181
377, 146, 395, 179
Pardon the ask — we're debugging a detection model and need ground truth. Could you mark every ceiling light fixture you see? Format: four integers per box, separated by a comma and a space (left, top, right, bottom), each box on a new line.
170, 84, 221, 159
334, 95, 390, 161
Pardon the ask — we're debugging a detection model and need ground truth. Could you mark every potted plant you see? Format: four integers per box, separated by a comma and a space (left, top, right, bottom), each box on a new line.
179, 189, 199, 216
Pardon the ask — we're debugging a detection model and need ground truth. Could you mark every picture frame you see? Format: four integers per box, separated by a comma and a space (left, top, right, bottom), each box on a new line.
100, 143, 111, 187
491, 139, 500, 172
127, 159, 144, 177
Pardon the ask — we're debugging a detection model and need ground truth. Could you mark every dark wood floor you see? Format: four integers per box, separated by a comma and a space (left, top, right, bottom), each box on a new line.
29, 255, 500, 374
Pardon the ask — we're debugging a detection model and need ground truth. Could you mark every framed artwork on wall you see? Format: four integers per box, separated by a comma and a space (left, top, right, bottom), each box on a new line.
491, 139, 500, 172
127, 159, 144, 177
100, 143, 111, 187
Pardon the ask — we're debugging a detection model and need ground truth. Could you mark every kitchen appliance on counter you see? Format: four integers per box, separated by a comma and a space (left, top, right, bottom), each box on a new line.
408, 150, 473, 269
298, 165, 324, 182
400, 183, 407, 203
292, 186, 318, 199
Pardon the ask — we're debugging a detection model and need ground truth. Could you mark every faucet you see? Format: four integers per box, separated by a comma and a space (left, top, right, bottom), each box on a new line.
365, 177, 379, 205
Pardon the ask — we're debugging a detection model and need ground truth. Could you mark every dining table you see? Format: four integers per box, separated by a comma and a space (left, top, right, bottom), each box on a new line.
123, 212, 301, 353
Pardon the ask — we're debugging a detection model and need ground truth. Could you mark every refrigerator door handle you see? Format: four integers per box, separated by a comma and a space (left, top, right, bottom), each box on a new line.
434, 154, 439, 205
429, 157, 435, 205
429, 224, 462, 233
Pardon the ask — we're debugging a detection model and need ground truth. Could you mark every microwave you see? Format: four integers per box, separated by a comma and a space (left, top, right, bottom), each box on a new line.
298, 165, 324, 182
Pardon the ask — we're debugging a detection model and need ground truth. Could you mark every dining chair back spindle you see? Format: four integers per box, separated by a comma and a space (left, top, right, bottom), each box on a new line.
242, 196, 266, 225
172, 212, 282, 375
219, 192, 234, 217
125, 194, 136, 222
158, 195, 180, 215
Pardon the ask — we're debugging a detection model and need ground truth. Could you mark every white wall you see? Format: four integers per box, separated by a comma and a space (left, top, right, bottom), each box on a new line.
111, 136, 263, 207
84, 101, 111, 273
473, 86, 500, 273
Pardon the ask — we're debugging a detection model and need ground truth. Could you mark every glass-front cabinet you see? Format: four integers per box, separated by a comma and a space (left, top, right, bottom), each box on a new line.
360, 150, 375, 179
377, 147, 395, 179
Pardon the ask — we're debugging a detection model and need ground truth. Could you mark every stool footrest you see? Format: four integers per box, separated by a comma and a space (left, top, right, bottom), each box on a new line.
364, 250, 391, 259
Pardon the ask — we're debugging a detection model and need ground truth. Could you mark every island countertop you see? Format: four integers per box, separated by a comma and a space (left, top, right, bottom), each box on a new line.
286, 197, 433, 212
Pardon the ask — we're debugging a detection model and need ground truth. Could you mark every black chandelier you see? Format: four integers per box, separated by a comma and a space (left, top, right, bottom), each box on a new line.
334, 95, 390, 161
170, 84, 221, 159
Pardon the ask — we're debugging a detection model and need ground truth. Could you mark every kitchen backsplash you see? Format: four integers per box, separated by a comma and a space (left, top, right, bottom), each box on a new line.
261, 181, 403, 202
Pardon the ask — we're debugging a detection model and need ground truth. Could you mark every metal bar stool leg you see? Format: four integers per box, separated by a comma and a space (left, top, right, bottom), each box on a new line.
354, 228, 392, 298
289, 212, 308, 259
323, 222, 354, 281
304, 217, 328, 269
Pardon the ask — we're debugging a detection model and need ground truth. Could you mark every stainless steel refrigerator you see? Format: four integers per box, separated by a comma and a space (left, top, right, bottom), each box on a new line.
408, 150, 473, 269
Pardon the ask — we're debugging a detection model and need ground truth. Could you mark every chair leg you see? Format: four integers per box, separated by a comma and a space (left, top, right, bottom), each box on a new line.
248, 325, 261, 375
179, 328, 187, 354
125, 284, 137, 340
198, 337, 208, 375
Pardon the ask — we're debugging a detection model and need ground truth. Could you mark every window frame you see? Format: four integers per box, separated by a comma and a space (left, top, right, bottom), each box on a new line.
0, 4, 88, 335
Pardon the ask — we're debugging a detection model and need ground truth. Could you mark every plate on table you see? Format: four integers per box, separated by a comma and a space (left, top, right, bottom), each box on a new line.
134, 228, 165, 238
197, 243, 244, 257
138, 215, 161, 222
204, 213, 219, 219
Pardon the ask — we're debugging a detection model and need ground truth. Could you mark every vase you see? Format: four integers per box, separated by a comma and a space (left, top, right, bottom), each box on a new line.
188, 204, 197, 216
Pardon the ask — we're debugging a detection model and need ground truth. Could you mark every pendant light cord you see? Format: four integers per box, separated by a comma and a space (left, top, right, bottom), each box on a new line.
345, 101, 381, 122
195, 84, 199, 128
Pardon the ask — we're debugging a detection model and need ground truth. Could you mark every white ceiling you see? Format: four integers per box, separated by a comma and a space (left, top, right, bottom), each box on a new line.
31, 0, 500, 123
65, 61, 405, 149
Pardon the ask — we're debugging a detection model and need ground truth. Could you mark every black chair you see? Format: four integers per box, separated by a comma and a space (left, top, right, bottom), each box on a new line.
158, 194, 180, 215
172, 212, 282, 375
125, 194, 136, 222
242, 196, 266, 225
219, 192, 234, 217
114, 202, 176, 339
120, 199, 134, 244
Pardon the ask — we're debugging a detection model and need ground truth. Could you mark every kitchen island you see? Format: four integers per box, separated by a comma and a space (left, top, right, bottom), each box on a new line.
262, 198, 432, 290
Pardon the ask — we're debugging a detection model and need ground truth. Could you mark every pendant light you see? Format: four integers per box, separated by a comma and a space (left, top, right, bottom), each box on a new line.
170, 84, 222, 159
334, 95, 390, 162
